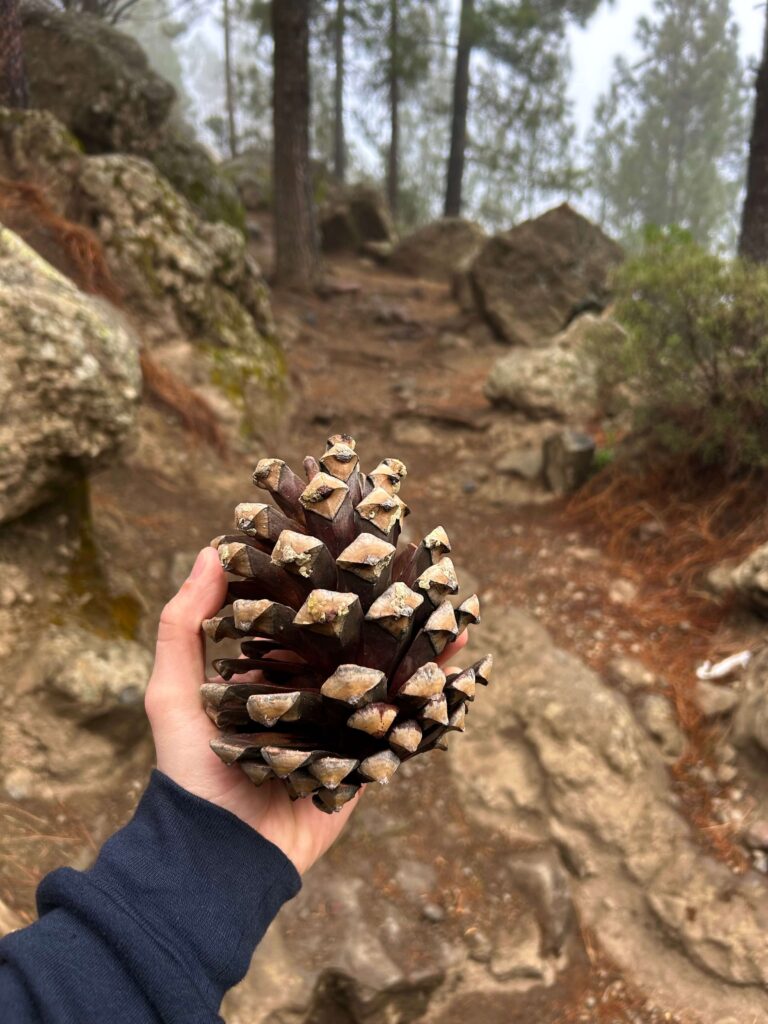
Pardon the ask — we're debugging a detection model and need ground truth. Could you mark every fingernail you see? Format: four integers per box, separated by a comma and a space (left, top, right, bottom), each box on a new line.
188, 548, 209, 580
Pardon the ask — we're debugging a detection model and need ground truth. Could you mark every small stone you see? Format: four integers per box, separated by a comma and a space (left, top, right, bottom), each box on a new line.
542, 430, 595, 495
608, 579, 638, 606
489, 912, 550, 983
495, 448, 543, 481
421, 902, 445, 923
462, 479, 478, 494
606, 656, 656, 694
695, 680, 739, 719
0, 585, 17, 608
437, 332, 471, 351
743, 820, 768, 849
719, 742, 738, 765
395, 860, 437, 899
715, 763, 738, 784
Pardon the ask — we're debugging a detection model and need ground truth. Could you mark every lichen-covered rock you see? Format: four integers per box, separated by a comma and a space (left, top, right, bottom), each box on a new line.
21, 6, 175, 154
40, 625, 152, 721
461, 204, 623, 346
484, 312, 624, 422
0, 227, 141, 523
76, 154, 284, 411
0, 106, 82, 212
19, 8, 244, 227
389, 218, 486, 280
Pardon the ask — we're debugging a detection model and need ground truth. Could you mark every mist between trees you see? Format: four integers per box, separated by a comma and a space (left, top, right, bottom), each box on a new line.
99, 0, 757, 251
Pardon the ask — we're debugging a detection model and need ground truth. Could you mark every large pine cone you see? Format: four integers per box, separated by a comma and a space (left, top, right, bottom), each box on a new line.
202, 434, 491, 813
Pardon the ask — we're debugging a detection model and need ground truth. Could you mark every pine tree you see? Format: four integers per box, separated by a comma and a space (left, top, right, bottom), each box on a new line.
272, 0, 320, 288
223, 0, 238, 158
443, 0, 601, 218
0, 0, 28, 109
356, 0, 434, 220
739, 8, 768, 262
590, 0, 748, 247
332, 0, 346, 182
465, 25, 582, 225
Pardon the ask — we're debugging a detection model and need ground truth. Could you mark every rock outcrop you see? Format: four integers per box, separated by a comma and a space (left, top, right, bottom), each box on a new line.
458, 204, 623, 346
484, 312, 616, 421
451, 606, 768, 1020
0, 227, 141, 523
388, 218, 486, 280
0, 107, 284, 423
20, 6, 243, 227
77, 155, 281, 380
22, 6, 174, 153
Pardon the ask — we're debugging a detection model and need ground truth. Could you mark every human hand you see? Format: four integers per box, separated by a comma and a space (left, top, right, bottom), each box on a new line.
145, 546, 467, 874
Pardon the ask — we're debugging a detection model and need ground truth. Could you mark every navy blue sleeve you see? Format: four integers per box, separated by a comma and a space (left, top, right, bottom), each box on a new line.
0, 770, 301, 1023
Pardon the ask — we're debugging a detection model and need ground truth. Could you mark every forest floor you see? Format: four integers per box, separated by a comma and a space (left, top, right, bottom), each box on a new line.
1, 235, 761, 1022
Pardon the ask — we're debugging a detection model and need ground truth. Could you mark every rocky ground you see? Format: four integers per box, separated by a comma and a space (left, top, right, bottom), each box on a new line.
2, 235, 767, 1022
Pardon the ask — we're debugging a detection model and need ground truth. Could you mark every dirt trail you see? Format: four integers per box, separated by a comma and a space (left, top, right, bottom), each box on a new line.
0, 246, 739, 1022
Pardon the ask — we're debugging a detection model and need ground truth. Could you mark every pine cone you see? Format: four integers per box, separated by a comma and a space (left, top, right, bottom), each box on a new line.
202, 433, 492, 813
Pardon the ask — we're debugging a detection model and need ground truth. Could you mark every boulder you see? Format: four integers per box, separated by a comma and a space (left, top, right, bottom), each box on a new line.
483, 312, 622, 422
20, 8, 244, 227
221, 145, 273, 212
320, 185, 396, 253
22, 6, 175, 154
461, 204, 623, 346
731, 541, 768, 617
0, 227, 141, 523
76, 154, 284, 404
452, 606, 768, 1018
388, 218, 486, 280
542, 430, 595, 494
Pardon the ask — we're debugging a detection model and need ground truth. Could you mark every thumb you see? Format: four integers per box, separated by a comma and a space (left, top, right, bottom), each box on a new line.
151, 546, 227, 697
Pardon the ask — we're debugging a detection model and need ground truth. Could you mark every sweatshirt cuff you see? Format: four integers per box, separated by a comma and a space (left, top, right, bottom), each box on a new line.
38, 769, 301, 1012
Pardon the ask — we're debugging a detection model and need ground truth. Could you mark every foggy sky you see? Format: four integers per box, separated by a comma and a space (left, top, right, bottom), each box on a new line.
569, 0, 764, 136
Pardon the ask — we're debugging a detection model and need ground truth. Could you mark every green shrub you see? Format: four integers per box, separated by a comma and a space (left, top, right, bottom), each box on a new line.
592, 226, 768, 470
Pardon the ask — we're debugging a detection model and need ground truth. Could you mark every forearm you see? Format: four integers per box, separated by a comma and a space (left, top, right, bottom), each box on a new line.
0, 771, 301, 1024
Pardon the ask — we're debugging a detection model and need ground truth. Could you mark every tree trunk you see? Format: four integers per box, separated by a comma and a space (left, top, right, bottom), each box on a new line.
387, 0, 399, 219
333, 0, 346, 183
444, 0, 474, 218
739, 9, 768, 262
0, 0, 28, 109
223, 0, 238, 159
272, 0, 320, 289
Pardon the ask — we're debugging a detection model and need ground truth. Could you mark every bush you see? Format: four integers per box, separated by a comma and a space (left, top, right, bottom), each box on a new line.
593, 226, 768, 471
